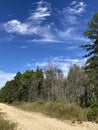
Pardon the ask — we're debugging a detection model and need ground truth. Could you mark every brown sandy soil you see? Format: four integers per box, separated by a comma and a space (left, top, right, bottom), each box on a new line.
0, 103, 98, 130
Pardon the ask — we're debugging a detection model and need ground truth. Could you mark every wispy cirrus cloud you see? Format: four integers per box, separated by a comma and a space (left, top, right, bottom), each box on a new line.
62, 1, 86, 25
65, 15, 79, 24
5, 35, 15, 42
58, 27, 89, 43
28, 0, 51, 23
0, 34, 15, 42
2, 0, 88, 43
55, 1, 87, 42
58, 27, 75, 39
64, 1, 86, 15
27, 38, 62, 43
25, 56, 86, 75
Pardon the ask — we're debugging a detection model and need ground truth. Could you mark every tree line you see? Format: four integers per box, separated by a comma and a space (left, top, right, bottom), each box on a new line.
0, 64, 91, 107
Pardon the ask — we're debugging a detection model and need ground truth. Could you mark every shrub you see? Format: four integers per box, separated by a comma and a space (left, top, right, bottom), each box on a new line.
37, 100, 85, 122
87, 98, 98, 122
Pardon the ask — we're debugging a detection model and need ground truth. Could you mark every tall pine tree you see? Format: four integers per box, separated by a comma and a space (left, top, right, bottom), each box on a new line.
80, 13, 98, 99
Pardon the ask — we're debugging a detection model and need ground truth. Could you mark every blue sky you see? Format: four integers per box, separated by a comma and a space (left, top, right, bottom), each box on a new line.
0, 0, 98, 87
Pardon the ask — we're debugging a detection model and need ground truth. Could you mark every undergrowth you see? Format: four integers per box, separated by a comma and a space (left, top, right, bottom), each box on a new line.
12, 99, 87, 123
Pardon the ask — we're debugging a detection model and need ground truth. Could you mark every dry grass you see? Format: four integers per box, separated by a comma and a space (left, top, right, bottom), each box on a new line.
12, 100, 87, 123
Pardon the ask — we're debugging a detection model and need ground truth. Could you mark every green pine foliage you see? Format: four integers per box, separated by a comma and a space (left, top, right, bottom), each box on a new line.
87, 98, 98, 122
0, 68, 44, 103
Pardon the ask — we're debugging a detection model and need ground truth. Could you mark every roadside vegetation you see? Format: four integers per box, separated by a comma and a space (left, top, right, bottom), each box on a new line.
0, 112, 16, 130
12, 99, 98, 123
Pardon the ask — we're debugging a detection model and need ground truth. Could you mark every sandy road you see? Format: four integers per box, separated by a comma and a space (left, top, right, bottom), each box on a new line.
0, 103, 98, 130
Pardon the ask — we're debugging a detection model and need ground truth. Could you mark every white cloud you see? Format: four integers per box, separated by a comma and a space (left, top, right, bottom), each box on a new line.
35, 62, 47, 68
3, 19, 88, 43
2, 0, 88, 43
70, 1, 77, 5
28, 38, 62, 43
64, 1, 86, 15
3, 20, 40, 35
28, 0, 51, 23
25, 56, 86, 76
0, 71, 15, 88
62, 1, 86, 25
59, 27, 75, 39
2, 0, 58, 43
53, 57, 86, 75
73, 36, 90, 42
66, 15, 78, 24
25, 61, 47, 70
3, 20, 29, 35
58, 27, 89, 42
3, 0, 51, 36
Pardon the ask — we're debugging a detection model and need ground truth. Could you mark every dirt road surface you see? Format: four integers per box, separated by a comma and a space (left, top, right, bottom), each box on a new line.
0, 103, 98, 130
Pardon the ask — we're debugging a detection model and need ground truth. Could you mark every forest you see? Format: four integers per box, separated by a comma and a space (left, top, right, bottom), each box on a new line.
0, 13, 98, 122
0, 64, 90, 105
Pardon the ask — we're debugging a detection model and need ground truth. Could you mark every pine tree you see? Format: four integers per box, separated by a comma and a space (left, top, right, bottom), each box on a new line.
80, 13, 98, 99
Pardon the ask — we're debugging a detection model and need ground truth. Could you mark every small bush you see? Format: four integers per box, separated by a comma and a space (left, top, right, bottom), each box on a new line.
87, 98, 98, 122
45, 101, 86, 122
87, 108, 97, 121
